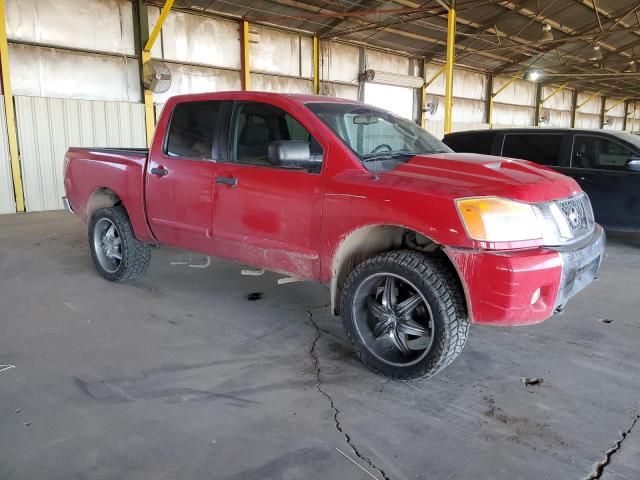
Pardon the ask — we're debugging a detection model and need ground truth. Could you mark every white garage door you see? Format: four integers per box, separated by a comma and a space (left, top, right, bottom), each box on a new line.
363, 82, 415, 120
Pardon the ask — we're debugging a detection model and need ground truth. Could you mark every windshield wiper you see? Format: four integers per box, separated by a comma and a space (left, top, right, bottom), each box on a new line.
361, 150, 418, 163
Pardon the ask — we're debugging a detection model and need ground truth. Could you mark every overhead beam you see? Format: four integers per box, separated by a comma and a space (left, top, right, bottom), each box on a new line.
0, 0, 24, 212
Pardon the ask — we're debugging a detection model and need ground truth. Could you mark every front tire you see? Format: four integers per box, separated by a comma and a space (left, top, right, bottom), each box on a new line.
340, 250, 469, 380
89, 206, 151, 282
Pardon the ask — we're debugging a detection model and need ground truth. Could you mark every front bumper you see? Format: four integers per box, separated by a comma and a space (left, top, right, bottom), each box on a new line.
445, 225, 605, 326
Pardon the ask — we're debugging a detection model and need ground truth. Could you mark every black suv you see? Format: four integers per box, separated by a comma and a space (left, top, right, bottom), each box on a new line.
443, 128, 640, 231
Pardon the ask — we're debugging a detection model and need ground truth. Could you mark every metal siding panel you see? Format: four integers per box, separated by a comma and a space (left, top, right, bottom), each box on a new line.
0, 96, 16, 214
16, 96, 145, 211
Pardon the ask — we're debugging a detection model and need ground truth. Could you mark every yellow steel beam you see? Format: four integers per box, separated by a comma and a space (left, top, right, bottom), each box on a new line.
541, 82, 568, 104
576, 90, 602, 111
144, 0, 174, 53
141, 0, 174, 147
0, 0, 24, 212
488, 75, 521, 127
492, 75, 520, 98
443, 6, 455, 134
421, 65, 445, 128
604, 97, 628, 113
312, 35, 320, 95
240, 20, 251, 91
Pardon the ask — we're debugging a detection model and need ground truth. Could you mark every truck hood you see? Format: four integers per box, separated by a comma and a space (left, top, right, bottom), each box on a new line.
387, 152, 580, 203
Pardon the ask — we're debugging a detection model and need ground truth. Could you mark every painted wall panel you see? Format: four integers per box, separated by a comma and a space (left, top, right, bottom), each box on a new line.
15, 96, 145, 212
321, 82, 359, 100
425, 64, 487, 101
322, 42, 359, 84
7, 0, 135, 55
493, 103, 535, 126
153, 9, 241, 70
153, 64, 241, 104
577, 93, 602, 115
492, 77, 536, 106
604, 98, 625, 117
541, 86, 573, 111
251, 27, 310, 78
423, 95, 485, 123
0, 97, 15, 214
250, 74, 312, 94
9, 44, 140, 101
366, 49, 410, 75
575, 113, 600, 129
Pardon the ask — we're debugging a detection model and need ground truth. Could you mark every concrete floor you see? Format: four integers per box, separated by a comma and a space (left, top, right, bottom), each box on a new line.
1, 211, 639, 480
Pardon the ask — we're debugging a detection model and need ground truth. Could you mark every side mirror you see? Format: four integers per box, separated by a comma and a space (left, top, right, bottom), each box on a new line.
268, 141, 320, 171
627, 157, 640, 172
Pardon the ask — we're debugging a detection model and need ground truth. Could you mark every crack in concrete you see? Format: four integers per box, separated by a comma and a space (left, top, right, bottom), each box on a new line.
306, 309, 391, 480
584, 412, 640, 479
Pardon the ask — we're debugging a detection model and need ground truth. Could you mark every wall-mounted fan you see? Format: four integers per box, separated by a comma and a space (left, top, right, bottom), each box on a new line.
424, 96, 439, 115
143, 60, 172, 94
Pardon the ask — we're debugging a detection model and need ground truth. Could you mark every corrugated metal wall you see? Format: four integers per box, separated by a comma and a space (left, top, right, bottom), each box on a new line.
15, 96, 146, 212
0, 97, 15, 214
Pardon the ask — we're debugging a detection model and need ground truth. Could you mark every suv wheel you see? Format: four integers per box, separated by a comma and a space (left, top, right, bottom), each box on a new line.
341, 250, 469, 380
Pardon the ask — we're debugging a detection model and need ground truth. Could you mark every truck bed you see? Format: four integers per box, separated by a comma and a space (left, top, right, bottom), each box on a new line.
64, 146, 155, 243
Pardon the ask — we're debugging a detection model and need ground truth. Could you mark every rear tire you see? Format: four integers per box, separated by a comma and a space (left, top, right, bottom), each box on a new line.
88, 206, 151, 282
340, 250, 469, 380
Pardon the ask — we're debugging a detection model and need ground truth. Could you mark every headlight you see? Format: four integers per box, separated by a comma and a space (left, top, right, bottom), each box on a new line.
455, 197, 543, 243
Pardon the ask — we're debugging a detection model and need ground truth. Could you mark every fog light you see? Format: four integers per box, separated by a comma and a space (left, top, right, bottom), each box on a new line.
531, 288, 541, 305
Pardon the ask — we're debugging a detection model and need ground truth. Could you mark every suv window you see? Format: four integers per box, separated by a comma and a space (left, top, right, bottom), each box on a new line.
572, 135, 634, 170
444, 133, 496, 155
231, 102, 323, 167
502, 133, 563, 166
166, 101, 222, 159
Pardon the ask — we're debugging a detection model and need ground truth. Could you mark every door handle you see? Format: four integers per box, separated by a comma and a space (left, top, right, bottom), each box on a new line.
215, 176, 238, 187
151, 166, 169, 177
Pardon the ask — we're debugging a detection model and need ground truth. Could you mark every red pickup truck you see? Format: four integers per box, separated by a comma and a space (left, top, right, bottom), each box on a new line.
63, 91, 605, 380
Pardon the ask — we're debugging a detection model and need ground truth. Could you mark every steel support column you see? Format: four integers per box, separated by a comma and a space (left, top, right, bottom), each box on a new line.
240, 20, 250, 91
570, 89, 578, 128
623, 100, 629, 131
599, 96, 606, 129
312, 35, 320, 95
0, 0, 24, 212
534, 83, 542, 127
443, 4, 455, 134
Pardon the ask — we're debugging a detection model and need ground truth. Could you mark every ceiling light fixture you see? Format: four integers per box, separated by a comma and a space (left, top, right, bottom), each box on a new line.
589, 45, 603, 61
624, 61, 637, 73
527, 70, 541, 81
540, 24, 553, 42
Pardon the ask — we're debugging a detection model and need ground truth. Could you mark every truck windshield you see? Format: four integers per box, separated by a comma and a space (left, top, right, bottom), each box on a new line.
306, 102, 451, 165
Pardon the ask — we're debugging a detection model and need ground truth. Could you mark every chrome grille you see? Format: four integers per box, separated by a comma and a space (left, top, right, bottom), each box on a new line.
555, 193, 594, 240
558, 197, 587, 232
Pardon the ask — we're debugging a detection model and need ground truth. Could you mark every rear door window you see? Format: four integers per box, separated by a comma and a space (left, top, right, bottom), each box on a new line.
502, 133, 563, 166
445, 133, 496, 154
571, 135, 634, 170
165, 101, 223, 160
